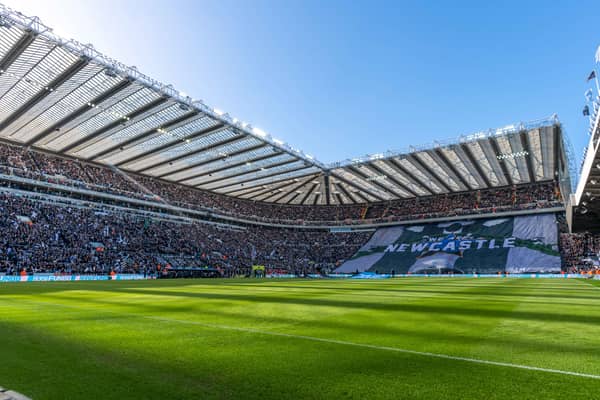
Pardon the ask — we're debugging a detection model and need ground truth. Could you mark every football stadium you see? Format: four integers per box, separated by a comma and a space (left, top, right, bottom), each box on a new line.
0, 2, 599, 399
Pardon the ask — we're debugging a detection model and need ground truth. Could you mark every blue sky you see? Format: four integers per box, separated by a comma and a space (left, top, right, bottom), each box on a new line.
13, 0, 600, 168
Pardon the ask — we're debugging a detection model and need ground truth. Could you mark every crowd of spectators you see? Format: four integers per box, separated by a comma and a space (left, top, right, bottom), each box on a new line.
0, 141, 583, 276
0, 142, 146, 198
364, 182, 561, 223
0, 141, 562, 225
560, 233, 600, 274
0, 192, 370, 276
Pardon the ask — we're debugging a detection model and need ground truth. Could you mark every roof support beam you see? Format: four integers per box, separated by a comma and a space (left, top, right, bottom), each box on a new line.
195, 157, 297, 187
406, 154, 452, 192
205, 165, 314, 192
300, 183, 318, 205
335, 192, 344, 205
269, 176, 315, 203
261, 178, 312, 203
433, 148, 471, 189
328, 180, 341, 204
136, 135, 249, 174
222, 171, 320, 196
60, 97, 169, 154
244, 176, 318, 200
489, 138, 513, 186
273, 176, 313, 204
330, 172, 385, 201
159, 143, 268, 180
553, 125, 561, 180
171, 150, 282, 183
115, 123, 226, 167
368, 162, 417, 196
386, 158, 434, 195
313, 193, 321, 205
0, 58, 89, 134
0, 31, 37, 72
350, 189, 370, 203
519, 131, 536, 183
25, 79, 133, 146
231, 184, 277, 199
90, 110, 199, 161
287, 192, 301, 204
246, 186, 287, 201
526, 130, 543, 181
460, 143, 492, 188
324, 173, 331, 205
508, 134, 529, 183
335, 180, 359, 204
348, 165, 404, 198
539, 127, 551, 180
259, 189, 287, 203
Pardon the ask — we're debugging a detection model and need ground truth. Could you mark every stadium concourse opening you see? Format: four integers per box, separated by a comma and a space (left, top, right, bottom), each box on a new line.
1, 2, 600, 399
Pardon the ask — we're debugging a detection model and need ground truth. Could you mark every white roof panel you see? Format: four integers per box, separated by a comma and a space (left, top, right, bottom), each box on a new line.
0, 4, 565, 204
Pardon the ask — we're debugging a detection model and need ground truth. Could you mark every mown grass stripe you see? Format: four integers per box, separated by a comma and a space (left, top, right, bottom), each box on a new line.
3, 296, 600, 381
146, 315, 600, 380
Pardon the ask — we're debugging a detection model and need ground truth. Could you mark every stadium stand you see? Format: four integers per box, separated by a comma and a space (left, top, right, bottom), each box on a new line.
560, 232, 600, 274
0, 190, 370, 276
0, 4, 583, 277
0, 136, 572, 276
0, 141, 563, 225
0, 137, 570, 276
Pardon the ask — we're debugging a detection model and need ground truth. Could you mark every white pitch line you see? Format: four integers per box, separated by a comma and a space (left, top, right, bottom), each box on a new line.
146, 315, 600, 381
4, 297, 600, 381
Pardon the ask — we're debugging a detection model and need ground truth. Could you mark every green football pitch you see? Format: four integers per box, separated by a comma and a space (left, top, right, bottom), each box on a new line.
1, 278, 600, 399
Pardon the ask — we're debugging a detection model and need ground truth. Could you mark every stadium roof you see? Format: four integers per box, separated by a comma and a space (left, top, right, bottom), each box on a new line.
572, 88, 600, 231
0, 4, 566, 205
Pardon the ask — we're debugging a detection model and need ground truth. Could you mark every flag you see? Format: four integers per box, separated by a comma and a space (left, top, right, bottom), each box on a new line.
583, 105, 590, 116
596, 45, 600, 64
588, 70, 597, 82
585, 88, 594, 102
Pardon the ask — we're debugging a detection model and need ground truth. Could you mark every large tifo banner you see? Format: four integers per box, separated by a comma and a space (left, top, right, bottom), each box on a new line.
336, 214, 561, 274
